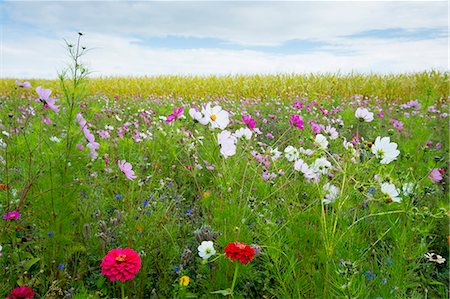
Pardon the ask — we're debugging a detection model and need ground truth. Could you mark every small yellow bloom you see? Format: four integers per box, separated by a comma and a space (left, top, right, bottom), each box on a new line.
202, 191, 211, 199
136, 225, 144, 232
180, 275, 190, 287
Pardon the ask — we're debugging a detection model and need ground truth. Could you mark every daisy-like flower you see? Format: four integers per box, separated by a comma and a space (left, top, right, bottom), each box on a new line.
199, 103, 229, 130
100, 248, 141, 282
284, 146, 299, 162
188, 108, 203, 122
323, 183, 340, 204
36, 86, 59, 113
234, 127, 252, 140
380, 182, 401, 203
198, 241, 216, 260
315, 134, 329, 149
218, 130, 237, 158
428, 168, 444, 183
311, 157, 332, 175
270, 147, 282, 160
118, 160, 137, 180
424, 252, 446, 264
289, 115, 304, 130
15, 80, 32, 88
3, 211, 21, 220
372, 137, 400, 164
180, 275, 190, 286
242, 115, 256, 129
224, 242, 255, 264
355, 107, 374, 122
166, 106, 184, 123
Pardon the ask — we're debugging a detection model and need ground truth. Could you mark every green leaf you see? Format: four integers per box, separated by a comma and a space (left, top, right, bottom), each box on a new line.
24, 257, 40, 271
210, 288, 233, 296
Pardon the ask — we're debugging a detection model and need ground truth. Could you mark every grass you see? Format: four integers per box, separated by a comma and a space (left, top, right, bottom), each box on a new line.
0, 42, 448, 298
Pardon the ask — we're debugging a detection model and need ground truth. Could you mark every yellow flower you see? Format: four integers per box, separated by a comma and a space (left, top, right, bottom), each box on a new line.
180, 275, 190, 287
202, 191, 211, 199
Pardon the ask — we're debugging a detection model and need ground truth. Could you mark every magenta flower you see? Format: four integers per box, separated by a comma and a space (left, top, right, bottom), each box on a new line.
289, 115, 304, 130
428, 168, 444, 183
118, 160, 137, 180
3, 211, 21, 220
15, 80, 32, 88
166, 107, 184, 123
36, 86, 59, 113
242, 115, 256, 129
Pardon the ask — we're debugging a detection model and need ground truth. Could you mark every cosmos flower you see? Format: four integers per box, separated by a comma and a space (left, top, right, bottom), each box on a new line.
315, 134, 329, 149
199, 103, 230, 130
242, 115, 256, 129
118, 160, 137, 180
355, 107, 374, 122
284, 146, 299, 162
101, 248, 141, 282
233, 127, 252, 140
380, 182, 401, 203
289, 115, 304, 130
198, 241, 216, 260
428, 168, 444, 183
323, 183, 340, 204
372, 137, 400, 164
224, 242, 255, 264
166, 106, 184, 123
36, 86, 59, 113
6, 286, 35, 299
217, 130, 237, 158
15, 80, 32, 88
188, 107, 203, 122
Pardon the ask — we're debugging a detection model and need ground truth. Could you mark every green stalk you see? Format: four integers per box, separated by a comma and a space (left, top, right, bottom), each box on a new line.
121, 283, 125, 299
230, 262, 240, 296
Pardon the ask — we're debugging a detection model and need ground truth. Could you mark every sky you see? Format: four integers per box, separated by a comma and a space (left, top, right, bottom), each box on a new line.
0, 0, 448, 78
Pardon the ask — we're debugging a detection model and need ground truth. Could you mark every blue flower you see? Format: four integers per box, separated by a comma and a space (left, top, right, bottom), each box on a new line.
363, 270, 377, 280
368, 187, 376, 194
186, 209, 193, 215
142, 200, 149, 207
174, 266, 180, 273
58, 263, 65, 270
115, 194, 123, 200
47, 232, 54, 237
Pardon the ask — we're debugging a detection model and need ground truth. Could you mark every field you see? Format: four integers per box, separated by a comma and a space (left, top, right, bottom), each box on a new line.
0, 54, 448, 298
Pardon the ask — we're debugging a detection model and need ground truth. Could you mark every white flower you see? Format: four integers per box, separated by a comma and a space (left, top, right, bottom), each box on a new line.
342, 138, 354, 151
270, 147, 282, 160
0, 139, 6, 148
294, 159, 307, 172
380, 182, 401, 203
2, 131, 10, 137
198, 241, 216, 260
424, 252, 446, 264
50, 136, 61, 143
355, 107, 374, 122
218, 130, 237, 158
284, 146, 299, 162
199, 103, 230, 130
323, 183, 340, 204
401, 182, 415, 197
189, 108, 203, 122
315, 134, 328, 149
299, 147, 314, 156
372, 136, 400, 164
323, 126, 339, 140
0, 244, 2, 256
234, 127, 252, 140
311, 157, 332, 175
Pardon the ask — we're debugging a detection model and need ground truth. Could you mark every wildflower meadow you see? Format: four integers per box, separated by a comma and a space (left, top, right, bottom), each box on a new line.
0, 36, 448, 298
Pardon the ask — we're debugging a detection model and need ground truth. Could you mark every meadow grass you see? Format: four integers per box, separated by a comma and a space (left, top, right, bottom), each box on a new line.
0, 48, 448, 298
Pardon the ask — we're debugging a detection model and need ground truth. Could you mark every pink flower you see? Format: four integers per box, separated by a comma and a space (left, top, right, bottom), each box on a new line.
242, 115, 256, 129
36, 86, 59, 113
118, 160, 137, 180
166, 106, 184, 123
6, 286, 35, 299
15, 80, 32, 89
101, 248, 141, 282
428, 168, 444, 183
3, 211, 21, 220
289, 115, 304, 130
42, 118, 52, 125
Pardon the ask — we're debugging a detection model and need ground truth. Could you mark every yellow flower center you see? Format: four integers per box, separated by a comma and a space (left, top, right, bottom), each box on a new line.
210, 114, 217, 121
116, 254, 127, 263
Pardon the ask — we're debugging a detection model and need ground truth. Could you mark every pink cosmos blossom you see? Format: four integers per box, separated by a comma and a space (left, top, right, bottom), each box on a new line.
242, 115, 256, 129
118, 160, 137, 180
36, 86, 59, 113
428, 168, 444, 183
289, 115, 304, 130
376, 111, 385, 118
166, 107, 184, 123
3, 211, 21, 220
436, 143, 441, 149
15, 80, 32, 88
42, 118, 52, 125
292, 101, 303, 110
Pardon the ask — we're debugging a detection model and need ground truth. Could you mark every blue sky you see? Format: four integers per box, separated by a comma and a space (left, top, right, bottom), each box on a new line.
0, 0, 447, 78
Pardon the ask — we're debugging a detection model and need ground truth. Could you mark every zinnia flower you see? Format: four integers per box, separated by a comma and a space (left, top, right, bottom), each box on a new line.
100, 248, 141, 282
224, 242, 255, 264
118, 160, 137, 180
3, 211, 21, 220
198, 241, 216, 260
372, 137, 400, 164
6, 286, 35, 299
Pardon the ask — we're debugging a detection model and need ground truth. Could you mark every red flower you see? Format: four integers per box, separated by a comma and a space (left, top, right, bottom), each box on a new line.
100, 248, 141, 282
224, 242, 255, 264
6, 286, 35, 299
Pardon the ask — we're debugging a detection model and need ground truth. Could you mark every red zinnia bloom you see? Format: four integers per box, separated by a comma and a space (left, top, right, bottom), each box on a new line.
224, 242, 255, 264
100, 248, 141, 282
6, 286, 35, 299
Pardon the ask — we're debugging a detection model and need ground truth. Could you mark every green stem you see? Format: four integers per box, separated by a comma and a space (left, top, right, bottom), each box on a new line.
230, 262, 240, 295
121, 282, 125, 299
